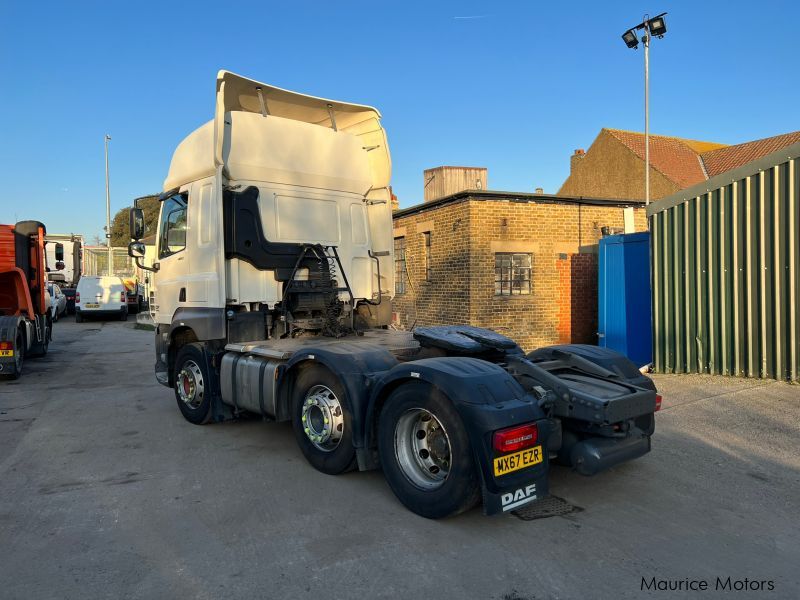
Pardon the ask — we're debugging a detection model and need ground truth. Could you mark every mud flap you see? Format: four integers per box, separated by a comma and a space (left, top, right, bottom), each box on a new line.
480, 468, 550, 515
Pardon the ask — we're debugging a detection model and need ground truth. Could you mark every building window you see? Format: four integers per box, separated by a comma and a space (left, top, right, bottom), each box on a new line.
394, 237, 406, 295
423, 232, 432, 281
494, 253, 532, 296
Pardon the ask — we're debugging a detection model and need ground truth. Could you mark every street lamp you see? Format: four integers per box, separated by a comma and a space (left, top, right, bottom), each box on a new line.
621, 12, 668, 206
104, 134, 112, 276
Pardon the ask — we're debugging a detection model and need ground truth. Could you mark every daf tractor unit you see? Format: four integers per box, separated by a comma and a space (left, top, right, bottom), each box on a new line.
128, 71, 659, 518
1, 221, 54, 379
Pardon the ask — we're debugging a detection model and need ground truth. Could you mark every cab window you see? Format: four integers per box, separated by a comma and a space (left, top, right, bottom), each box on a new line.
159, 194, 188, 258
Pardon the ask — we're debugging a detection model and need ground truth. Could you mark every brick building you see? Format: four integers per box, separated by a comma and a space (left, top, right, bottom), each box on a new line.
558, 128, 800, 201
392, 190, 646, 351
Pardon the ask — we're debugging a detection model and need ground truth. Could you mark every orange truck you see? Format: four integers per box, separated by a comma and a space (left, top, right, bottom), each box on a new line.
0, 220, 54, 379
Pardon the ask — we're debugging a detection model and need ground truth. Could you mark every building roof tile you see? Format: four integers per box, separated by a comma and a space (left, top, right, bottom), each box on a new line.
605, 129, 726, 189
700, 131, 800, 177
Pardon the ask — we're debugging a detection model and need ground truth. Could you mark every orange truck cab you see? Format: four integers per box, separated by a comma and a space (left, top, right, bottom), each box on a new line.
0, 220, 54, 379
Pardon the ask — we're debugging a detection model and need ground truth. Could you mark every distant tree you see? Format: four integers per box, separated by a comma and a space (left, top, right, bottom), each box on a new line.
110, 195, 161, 246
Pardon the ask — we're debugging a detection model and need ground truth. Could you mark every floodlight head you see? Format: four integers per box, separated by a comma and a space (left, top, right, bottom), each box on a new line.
622, 29, 639, 49
647, 14, 667, 37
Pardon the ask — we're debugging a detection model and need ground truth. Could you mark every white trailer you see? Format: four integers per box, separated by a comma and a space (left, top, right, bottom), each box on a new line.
128, 71, 658, 518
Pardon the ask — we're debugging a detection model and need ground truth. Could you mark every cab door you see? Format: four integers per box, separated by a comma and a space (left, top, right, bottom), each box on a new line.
153, 191, 190, 324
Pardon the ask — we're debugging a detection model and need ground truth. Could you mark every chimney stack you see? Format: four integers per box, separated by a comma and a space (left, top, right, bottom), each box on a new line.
534, 187, 544, 195
570, 148, 585, 173
423, 166, 488, 203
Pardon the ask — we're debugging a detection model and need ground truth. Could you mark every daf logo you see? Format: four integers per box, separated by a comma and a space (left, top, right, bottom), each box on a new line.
501, 484, 537, 511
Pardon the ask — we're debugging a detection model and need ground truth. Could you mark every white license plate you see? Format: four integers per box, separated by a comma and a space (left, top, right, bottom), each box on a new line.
85, 303, 100, 308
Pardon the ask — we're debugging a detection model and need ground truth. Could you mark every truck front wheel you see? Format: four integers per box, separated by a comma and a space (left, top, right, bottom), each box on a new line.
174, 343, 213, 425
378, 382, 480, 519
291, 366, 356, 475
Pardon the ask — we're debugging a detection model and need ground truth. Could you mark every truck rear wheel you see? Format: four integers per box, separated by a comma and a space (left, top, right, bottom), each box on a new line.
29, 318, 50, 357
378, 382, 480, 519
291, 366, 356, 475
10, 329, 25, 379
174, 343, 213, 425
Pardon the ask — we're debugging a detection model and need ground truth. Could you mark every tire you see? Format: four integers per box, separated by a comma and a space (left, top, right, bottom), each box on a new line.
174, 343, 213, 425
11, 329, 25, 379
30, 318, 50, 358
291, 366, 356, 475
75, 312, 83, 323
119, 310, 127, 321
378, 382, 480, 519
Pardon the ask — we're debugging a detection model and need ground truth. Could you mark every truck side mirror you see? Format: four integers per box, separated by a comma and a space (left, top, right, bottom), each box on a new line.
129, 208, 145, 240
128, 241, 146, 259
54, 243, 64, 261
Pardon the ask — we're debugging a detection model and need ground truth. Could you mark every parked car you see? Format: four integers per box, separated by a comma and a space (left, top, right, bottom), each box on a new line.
47, 282, 67, 322
62, 287, 77, 314
74, 276, 128, 322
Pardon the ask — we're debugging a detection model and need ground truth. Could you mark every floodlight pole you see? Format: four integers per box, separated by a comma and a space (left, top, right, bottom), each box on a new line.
105, 134, 112, 276
644, 30, 650, 207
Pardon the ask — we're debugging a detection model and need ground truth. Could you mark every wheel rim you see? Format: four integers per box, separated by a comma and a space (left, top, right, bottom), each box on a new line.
394, 408, 452, 490
176, 360, 204, 409
301, 384, 344, 452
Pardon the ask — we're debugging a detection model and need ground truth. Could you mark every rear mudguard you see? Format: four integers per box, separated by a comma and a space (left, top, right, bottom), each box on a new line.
528, 344, 656, 391
367, 357, 555, 515
0, 315, 24, 376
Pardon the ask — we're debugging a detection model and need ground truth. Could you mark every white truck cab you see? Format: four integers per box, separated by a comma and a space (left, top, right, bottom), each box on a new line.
139, 71, 393, 338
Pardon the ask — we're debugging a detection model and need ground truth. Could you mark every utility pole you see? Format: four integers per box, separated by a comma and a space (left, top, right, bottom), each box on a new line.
644, 31, 650, 206
105, 134, 112, 275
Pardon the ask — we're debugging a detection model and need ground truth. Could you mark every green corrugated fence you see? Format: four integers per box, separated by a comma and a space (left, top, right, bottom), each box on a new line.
648, 143, 800, 381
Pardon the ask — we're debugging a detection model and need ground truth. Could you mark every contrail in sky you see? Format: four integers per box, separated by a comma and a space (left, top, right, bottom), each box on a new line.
453, 15, 488, 20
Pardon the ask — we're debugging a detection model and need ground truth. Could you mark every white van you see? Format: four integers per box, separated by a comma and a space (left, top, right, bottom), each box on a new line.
75, 276, 128, 322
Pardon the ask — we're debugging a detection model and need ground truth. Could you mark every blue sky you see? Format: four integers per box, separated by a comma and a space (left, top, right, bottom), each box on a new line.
1, 0, 798, 242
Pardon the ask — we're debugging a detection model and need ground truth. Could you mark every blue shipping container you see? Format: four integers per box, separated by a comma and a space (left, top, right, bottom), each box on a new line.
598, 232, 652, 367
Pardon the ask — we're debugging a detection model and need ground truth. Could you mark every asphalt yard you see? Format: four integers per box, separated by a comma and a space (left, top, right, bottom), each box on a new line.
1, 317, 797, 599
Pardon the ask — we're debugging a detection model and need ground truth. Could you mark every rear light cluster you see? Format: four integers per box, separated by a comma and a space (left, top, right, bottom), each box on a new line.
0, 342, 11, 350
655, 394, 663, 412
75, 292, 80, 304
493, 423, 538, 453
120, 292, 126, 303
